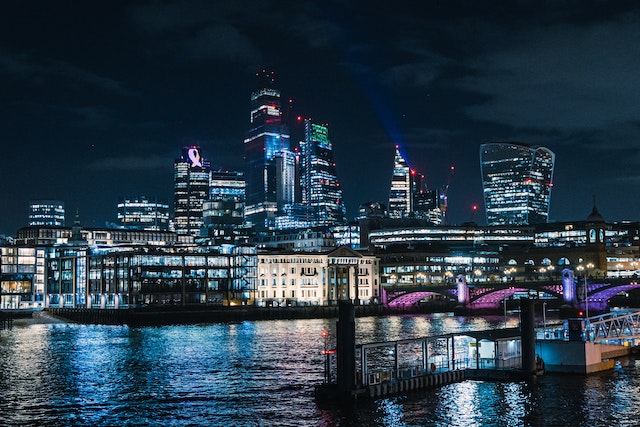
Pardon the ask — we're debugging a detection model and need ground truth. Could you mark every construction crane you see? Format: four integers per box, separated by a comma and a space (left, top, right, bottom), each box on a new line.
439, 166, 455, 225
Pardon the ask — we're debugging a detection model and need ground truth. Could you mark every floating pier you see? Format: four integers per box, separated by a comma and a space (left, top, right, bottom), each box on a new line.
315, 299, 640, 402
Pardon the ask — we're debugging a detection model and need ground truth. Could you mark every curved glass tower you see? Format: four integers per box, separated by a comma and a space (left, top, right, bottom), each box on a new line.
480, 142, 555, 226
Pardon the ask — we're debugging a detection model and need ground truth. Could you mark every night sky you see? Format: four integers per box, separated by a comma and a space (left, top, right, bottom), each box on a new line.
2, 1, 640, 235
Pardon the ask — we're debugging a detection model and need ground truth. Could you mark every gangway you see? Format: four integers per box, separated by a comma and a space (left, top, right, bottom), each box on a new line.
537, 309, 640, 344
588, 310, 640, 344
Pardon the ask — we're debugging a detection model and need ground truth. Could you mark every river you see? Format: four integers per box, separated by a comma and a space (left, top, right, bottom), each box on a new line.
0, 313, 638, 426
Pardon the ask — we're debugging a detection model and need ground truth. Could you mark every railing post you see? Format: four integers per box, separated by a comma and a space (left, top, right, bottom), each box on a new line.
361, 346, 368, 386
394, 342, 399, 378
422, 339, 427, 373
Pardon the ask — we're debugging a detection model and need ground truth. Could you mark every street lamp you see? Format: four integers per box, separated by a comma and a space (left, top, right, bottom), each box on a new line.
616, 263, 623, 277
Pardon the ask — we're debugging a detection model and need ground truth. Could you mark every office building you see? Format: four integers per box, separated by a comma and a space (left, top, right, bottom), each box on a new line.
243, 70, 292, 230
480, 142, 555, 226
15, 225, 185, 247
45, 245, 257, 309
174, 145, 211, 236
387, 147, 442, 223
203, 170, 247, 244
299, 119, 346, 227
28, 200, 65, 227
388, 147, 411, 218
117, 196, 169, 231
0, 245, 46, 309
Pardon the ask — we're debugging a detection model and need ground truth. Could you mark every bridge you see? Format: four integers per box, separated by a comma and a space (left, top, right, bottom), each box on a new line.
383, 271, 640, 313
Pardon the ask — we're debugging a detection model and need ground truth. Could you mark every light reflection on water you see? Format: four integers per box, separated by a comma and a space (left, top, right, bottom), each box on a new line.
0, 314, 638, 426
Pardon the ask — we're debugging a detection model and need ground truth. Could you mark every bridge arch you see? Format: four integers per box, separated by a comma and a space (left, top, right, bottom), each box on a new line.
383, 280, 640, 311
386, 290, 456, 307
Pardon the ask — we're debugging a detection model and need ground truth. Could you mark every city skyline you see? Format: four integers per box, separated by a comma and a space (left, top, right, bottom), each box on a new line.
3, 1, 640, 235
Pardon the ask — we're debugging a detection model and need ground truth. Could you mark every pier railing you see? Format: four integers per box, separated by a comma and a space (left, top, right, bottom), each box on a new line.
354, 331, 523, 388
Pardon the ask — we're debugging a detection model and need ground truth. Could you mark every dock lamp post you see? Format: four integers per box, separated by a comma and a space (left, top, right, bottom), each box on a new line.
320, 330, 338, 384
321, 330, 330, 383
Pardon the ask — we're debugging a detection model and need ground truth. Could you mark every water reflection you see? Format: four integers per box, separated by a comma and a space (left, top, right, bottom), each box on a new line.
0, 314, 638, 426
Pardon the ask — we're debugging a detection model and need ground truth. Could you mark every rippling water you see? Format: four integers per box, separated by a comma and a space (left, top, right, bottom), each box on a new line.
1, 314, 639, 426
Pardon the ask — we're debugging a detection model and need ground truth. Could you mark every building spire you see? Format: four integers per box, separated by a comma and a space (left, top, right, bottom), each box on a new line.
70, 209, 86, 243
587, 194, 605, 223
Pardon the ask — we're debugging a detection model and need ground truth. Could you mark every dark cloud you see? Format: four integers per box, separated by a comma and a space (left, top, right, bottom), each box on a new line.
88, 154, 172, 171
184, 24, 263, 65
288, 13, 342, 49
459, 15, 640, 136
0, 50, 134, 96
128, 0, 216, 33
2, 0, 640, 233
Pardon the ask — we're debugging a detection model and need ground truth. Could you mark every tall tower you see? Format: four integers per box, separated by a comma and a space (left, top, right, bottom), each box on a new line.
480, 142, 555, 226
388, 146, 411, 219
243, 70, 291, 230
300, 119, 346, 226
174, 145, 211, 236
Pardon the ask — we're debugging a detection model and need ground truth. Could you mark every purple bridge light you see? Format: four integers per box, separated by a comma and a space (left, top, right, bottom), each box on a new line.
385, 279, 640, 311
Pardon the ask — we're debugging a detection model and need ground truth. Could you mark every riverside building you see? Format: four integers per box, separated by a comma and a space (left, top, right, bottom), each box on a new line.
255, 246, 380, 307
0, 245, 46, 309
366, 205, 638, 288
45, 245, 257, 309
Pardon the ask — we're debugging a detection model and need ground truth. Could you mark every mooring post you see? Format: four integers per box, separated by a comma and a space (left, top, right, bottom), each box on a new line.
336, 300, 356, 397
520, 297, 536, 373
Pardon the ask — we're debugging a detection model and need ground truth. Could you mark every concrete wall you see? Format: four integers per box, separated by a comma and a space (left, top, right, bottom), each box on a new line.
539, 340, 629, 374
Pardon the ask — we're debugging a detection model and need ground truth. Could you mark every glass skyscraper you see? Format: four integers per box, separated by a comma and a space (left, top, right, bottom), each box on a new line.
387, 147, 442, 224
117, 196, 169, 231
299, 119, 346, 227
388, 147, 411, 219
174, 146, 211, 236
480, 142, 555, 226
243, 70, 291, 230
203, 170, 246, 243
28, 200, 65, 227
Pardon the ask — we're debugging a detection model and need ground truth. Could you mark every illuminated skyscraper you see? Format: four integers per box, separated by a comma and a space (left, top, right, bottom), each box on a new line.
243, 70, 291, 230
388, 147, 411, 219
299, 119, 346, 227
174, 146, 211, 236
28, 200, 65, 227
203, 170, 246, 243
480, 142, 555, 226
117, 196, 169, 231
387, 147, 443, 224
